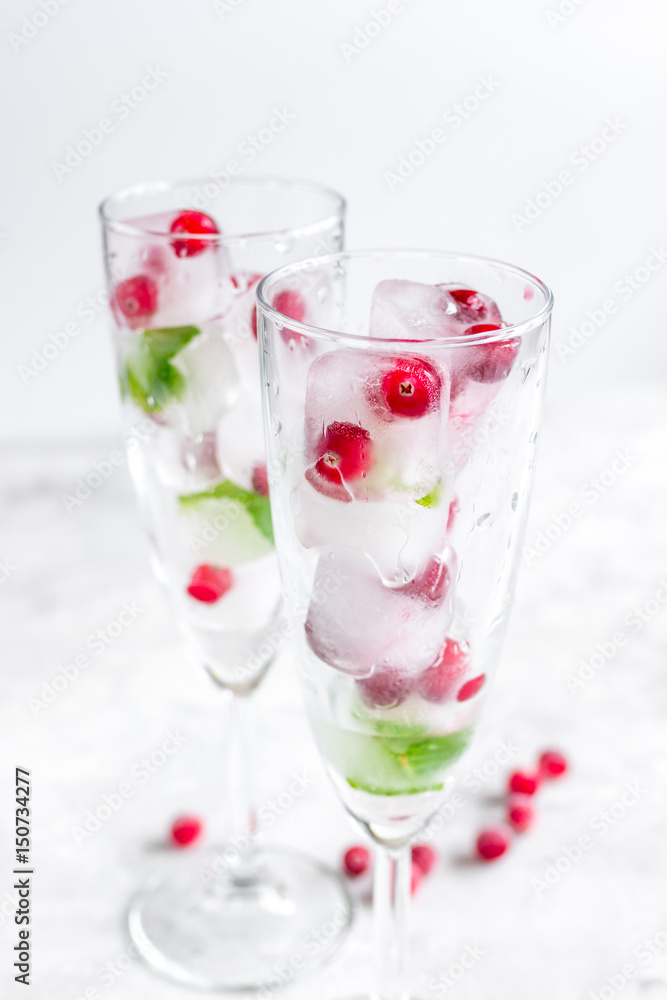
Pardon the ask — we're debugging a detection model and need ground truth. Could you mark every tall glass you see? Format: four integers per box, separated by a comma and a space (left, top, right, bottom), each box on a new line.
99, 178, 351, 991
257, 250, 553, 999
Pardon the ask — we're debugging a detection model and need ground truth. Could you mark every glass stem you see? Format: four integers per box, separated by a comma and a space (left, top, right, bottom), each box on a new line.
373, 843, 411, 1000
224, 690, 258, 883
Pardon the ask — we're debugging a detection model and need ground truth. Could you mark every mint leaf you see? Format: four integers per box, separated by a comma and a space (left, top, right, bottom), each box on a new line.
345, 726, 472, 796
123, 325, 200, 413
416, 481, 442, 509
179, 479, 274, 544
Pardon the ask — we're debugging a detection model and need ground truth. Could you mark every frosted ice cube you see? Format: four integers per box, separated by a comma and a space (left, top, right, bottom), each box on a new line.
215, 386, 266, 492
294, 479, 450, 585
304, 548, 454, 678
108, 210, 231, 329
170, 320, 241, 437
304, 348, 449, 502
369, 280, 463, 341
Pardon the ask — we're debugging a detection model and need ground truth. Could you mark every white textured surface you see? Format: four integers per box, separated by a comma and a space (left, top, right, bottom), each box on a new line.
2, 387, 667, 999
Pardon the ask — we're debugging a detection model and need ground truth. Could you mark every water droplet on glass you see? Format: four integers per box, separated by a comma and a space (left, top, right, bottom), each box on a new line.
272, 415, 282, 436
511, 492, 518, 511
477, 513, 490, 527
530, 431, 538, 444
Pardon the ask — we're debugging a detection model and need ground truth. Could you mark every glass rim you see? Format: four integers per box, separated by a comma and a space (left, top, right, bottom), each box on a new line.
98, 175, 346, 247
257, 249, 554, 348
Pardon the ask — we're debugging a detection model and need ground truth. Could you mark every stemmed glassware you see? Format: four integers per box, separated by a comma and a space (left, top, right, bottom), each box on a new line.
99, 177, 351, 991
257, 250, 553, 999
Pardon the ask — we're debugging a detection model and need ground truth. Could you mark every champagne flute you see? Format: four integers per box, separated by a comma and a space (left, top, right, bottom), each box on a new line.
257, 250, 553, 998
99, 177, 352, 991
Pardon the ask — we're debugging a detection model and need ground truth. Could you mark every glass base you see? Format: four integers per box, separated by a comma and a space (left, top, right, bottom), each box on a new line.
128, 845, 353, 991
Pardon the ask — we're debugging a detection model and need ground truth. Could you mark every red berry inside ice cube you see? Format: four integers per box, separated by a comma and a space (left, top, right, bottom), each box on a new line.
380, 358, 441, 418
251, 464, 269, 497
464, 324, 519, 384
539, 749, 568, 779
449, 287, 485, 314
113, 274, 158, 327
357, 667, 412, 709
169, 210, 219, 258
412, 843, 437, 876
314, 422, 373, 485
476, 826, 510, 861
186, 564, 233, 604
399, 556, 450, 605
456, 674, 486, 702
342, 845, 371, 877
170, 815, 203, 847
447, 497, 459, 533
411, 861, 425, 894
507, 796, 534, 833
419, 638, 470, 703
508, 770, 540, 796
274, 289, 307, 323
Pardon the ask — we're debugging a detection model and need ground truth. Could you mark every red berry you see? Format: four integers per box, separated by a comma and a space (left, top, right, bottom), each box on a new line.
169, 210, 219, 258
464, 324, 519, 384
411, 861, 424, 894
449, 287, 485, 314
343, 845, 371, 878
186, 564, 233, 604
399, 556, 450, 605
274, 289, 306, 323
314, 422, 373, 485
507, 796, 534, 833
380, 358, 441, 418
251, 464, 269, 497
539, 750, 568, 779
357, 667, 412, 709
113, 274, 158, 328
456, 674, 486, 702
447, 496, 459, 533
508, 770, 540, 796
411, 843, 437, 876
170, 815, 203, 847
476, 827, 510, 861
419, 638, 470, 703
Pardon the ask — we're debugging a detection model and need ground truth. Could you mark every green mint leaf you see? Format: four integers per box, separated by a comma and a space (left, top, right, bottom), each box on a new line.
123, 325, 200, 413
416, 480, 442, 509
179, 479, 274, 544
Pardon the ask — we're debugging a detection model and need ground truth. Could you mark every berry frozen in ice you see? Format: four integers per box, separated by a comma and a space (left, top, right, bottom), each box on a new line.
186, 564, 233, 603
399, 556, 451, 605
508, 770, 540, 796
274, 289, 307, 323
274, 288, 309, 347
411, 862, 425, 894
113, 274, 158, 328
456, 674, 486, 702
170, 210, 220, 258
447, 496, 459, 533
539, 749, 568, 779
411, 843, 437, 876
507, 796, 534, 833
251, 464, 270, 497
419, 638, 470, 703
170, 815, 203, 847
464, 324, 519, 383
380, 357, 442, 419
357, 666, 413, 709
342, 845, 371, 877
449, 288, 485, 312
307, 422, 373, 500
476, 826, 510, 861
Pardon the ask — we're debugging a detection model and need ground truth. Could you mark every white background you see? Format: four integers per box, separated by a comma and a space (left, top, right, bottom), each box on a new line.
2, 0, 666, 442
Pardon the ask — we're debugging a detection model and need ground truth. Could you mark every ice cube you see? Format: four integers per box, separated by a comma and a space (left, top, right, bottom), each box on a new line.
304, 548, 454, 678
170, 319, 241, 437
369, 280, 464, 341
304, 349, 449, 502
108, 210, 232, 329
215, 386, 266, 492
293, 479, 450, 585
